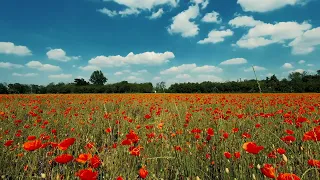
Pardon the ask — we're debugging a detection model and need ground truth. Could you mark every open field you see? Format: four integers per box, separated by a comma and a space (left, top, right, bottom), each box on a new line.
0, 94, 320, 180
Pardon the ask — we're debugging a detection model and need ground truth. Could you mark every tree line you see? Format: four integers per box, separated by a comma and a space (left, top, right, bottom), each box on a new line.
0, 70, 320, 94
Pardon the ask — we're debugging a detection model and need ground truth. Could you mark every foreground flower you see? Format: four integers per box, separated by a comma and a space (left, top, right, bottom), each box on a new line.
261, 164, 276, 178
89, 155, 101, 168
277, 173, 300, 180
76, 153, 92, 164
75, 168, 98, 180
242, 142, 264, 154
139, 167, 148, 179
303, 126, 320, 142
23, 140, 42, 151
308, 159, 320, 168
4, 140, 14, 147
55, 154, 73, 164
58, 138, 76, 151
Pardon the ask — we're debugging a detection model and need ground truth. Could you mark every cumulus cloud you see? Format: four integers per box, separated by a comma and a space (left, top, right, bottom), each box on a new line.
236, 21, 312, 49
148, 8, 164, 19
228, 16, 263, 28
48, 74, 72, 79
192, 0, 209, 9
176, 74, 191, 79
88, 51, 174, 67
12, 72, 38, 77
47, 49, 80, 62
126, 75, 144, 82
168, 5, 200, 37
97, 8, 118, 17
220, 58, 248, 65
289, 27, 320, 55
118, 8, 140, 17
298, 60, 306, 64
201, 11, 221, 23
307, 64, 314, 67
110, 0, 178, 10
26, 61, 61, 71
0, 42, 32, 56
79, 65, 101, 71
282, 63, 294, 69
160, 64, 223, 74
237, 0, 307, 13
198, 29, 233, 44
0, 62, 24, 69
289, 69, 305, 74
244, 66, 267, 72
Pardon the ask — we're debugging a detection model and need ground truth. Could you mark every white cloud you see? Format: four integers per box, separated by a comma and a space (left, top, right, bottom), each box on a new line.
237, 0, 306, 13
119, 8, 140, 17
192, 0, 209, 9
48, 74, 72, 79
168, 5, 200, 37
126, 75, 144, 82
220, 58, 248, 65
160, 64, 222, 74
79, 65, 101, 71
97, 8, 118, 17
88, 51, 174, 67
160, 64, 196, 74
148, 8, 164, 19
47, 49, 80, 62
114, 71, 123, 76
289, 69, 305, 74
176, 74, 191, 79
153, 76, 161, 81
12, 72, 38, 77
0, 62, 24, 69
111, 0, 178, 10
236, 21, 312, 49
244, 66, 267, 72
282, 63, 294, 69
201, 11, 221, 23
197, 74, 223, 82
191, 65, 223, 73
0, 42, 32, 56
289, 27, 320, 55
228, 16, 263, 28
137, 69, 148, 73
307, 64, 314, 67
26, 61, 61, 71
298, 60, 306, 64
198, 29, 233, 44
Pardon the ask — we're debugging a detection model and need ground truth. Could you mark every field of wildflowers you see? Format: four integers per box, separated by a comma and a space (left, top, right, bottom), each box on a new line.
0, 94, 319, 180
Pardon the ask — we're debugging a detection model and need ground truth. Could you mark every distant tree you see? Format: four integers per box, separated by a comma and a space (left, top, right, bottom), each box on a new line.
74, 78, 89, 86
317, 70, 320, 75
0, 83, 8, 94
155, 81, 166, 93
89, 71, 107, 85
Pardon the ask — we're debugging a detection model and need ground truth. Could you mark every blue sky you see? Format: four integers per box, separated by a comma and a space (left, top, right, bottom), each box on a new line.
0, 0, 319, 85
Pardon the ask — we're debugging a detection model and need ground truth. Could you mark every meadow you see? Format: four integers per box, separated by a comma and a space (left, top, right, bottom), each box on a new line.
0, 93, 319, 180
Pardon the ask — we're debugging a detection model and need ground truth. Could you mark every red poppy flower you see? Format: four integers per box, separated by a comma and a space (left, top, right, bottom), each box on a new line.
308, 159, 320, 168
224, 152, 232, 159
144, 114, 151, 119
75, 169, 98, 180
139, 167, 148, 179
55, 154, 73, 164
89, 155, 101, 168
23, 140, 42, 151
234, 152, 241, 159
207, 128, 214, 136
27, 136, 36, 141
105, 128, 112, 134
58, 138, 76, 151
303, 126, 320, 142
277, 173, 300, 180
242, 142, 264, 154
277, 148, 286, 155
261, 164, 276, 178
4, 140, 14, 147
281, 135, 296, 143
76, 153, 92, 164
129, 146, 143, 156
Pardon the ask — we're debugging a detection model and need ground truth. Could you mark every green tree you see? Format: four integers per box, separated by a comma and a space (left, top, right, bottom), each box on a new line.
317, 70, 320, 75
155, 81, 166, 93
74, 78, 89, 86
89, 70, 107, 85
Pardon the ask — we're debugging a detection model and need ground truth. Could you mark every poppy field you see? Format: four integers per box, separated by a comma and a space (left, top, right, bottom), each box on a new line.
0, 93, 320, 180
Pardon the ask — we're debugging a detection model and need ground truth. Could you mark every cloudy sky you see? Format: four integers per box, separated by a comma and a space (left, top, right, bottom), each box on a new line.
0, 0, 319, 85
